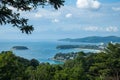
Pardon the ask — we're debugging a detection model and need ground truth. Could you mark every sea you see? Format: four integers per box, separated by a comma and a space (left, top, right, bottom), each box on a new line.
0, 41, 100, 64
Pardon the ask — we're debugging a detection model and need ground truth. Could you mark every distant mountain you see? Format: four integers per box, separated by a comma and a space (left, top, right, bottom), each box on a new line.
59, 36, 120, 43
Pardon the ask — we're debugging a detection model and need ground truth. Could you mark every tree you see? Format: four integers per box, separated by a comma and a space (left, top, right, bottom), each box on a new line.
0, 0, 64, 34
105, 43, 120, 80
30, 59, 39, 68
0, 51, 29, 80
26, 63, 56, 80
88, 43, 120, 80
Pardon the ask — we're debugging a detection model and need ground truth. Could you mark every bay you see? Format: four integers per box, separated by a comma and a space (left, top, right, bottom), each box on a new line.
0, 41, 100, 64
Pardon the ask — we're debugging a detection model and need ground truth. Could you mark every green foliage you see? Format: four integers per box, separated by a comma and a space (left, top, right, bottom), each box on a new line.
30, 59, 39, 67
0, 51, 29, 80
26, 63, 56, 80
0, 43, 120, 80
0, 0, 64, 34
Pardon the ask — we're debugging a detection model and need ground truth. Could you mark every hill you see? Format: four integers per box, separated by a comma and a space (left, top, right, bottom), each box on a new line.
59, 36, 120, 43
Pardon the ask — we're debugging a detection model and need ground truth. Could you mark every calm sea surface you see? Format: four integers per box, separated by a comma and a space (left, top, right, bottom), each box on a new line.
0, 41, 100, 64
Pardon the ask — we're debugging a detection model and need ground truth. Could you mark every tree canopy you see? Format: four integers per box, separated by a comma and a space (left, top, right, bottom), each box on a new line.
0, 0, 65, 34
0, 43, 120, 80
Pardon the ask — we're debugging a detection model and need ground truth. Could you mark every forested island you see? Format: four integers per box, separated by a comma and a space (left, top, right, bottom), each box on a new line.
12, 46, 28, 50
0, 43, 120, 80
56, 44, 104, 50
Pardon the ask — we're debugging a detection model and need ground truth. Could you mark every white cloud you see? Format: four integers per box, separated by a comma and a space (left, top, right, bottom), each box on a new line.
35, 9, 61, 19
65, 13, 72, 18
35, 13, 42, 18
76, 0, 101, 10
112, 7, 120, 11
105, 26, 118, 32
59, 25, 119, 32
20, 8, 61, 20
79, 26, 119, 32
8, 6, 16, 11
52, 19, 59, 23
83, 26, 98, 31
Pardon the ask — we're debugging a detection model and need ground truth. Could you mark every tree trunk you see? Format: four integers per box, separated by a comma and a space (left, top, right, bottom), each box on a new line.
116, 71, 119, 80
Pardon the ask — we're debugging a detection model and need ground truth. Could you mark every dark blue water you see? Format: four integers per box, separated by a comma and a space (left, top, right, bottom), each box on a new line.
0, 41, 100, 64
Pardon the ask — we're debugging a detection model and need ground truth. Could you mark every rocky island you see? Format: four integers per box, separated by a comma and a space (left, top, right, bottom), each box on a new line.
12, 46, 28, 50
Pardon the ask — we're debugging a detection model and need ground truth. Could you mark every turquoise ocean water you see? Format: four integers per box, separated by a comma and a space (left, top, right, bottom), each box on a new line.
0, 41, 100, 64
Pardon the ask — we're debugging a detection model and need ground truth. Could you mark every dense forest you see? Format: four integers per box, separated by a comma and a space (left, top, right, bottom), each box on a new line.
0, 43, 120, 80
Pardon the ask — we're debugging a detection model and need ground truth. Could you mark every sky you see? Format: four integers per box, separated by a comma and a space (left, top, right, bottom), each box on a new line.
0, 0, 120, 41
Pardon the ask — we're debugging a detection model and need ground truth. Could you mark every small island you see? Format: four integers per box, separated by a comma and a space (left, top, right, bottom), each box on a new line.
12, 46, 28, 50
